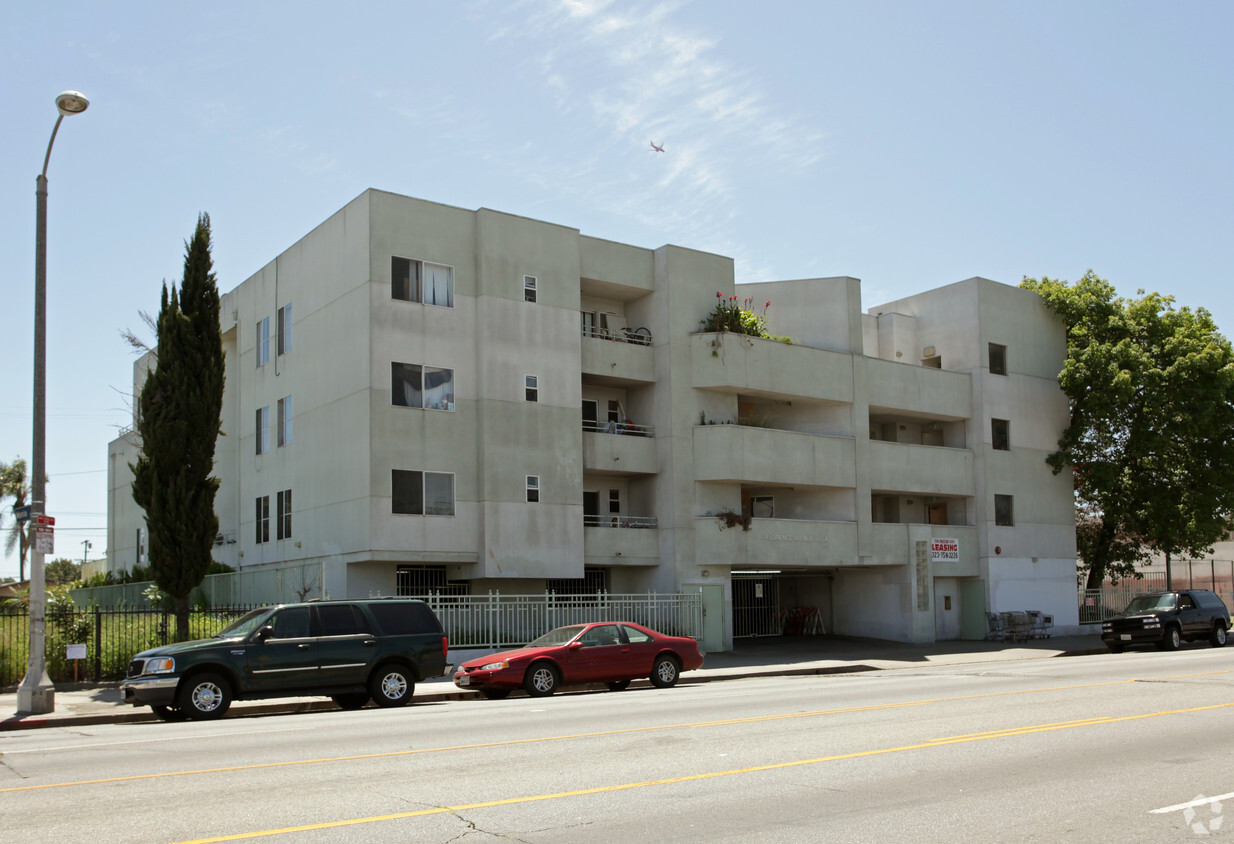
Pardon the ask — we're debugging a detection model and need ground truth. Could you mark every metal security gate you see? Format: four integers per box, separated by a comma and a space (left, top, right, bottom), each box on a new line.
732, 575, 780, 637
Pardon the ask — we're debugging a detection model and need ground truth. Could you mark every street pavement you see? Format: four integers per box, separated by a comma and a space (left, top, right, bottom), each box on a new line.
1, 632, 1109, 730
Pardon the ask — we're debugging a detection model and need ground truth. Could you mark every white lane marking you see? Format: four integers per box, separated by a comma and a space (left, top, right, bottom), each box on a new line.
1151, 792, 1234, 814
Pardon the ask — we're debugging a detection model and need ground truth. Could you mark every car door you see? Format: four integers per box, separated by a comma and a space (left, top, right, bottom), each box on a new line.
313, 604, 377, 688
563, 624, 625, 683
618, 624, 660, 677
1176, 593, 1204, 638
244, 606, 318, 693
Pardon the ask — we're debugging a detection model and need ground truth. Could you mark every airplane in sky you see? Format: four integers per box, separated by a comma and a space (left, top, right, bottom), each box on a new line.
649, 140, 665, 152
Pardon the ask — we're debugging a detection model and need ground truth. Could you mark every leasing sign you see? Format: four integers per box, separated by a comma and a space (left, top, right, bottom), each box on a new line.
930, 537, 959, 562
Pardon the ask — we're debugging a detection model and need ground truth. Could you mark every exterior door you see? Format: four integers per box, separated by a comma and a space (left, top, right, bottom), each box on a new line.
245, 606, 318, 692
313, 603, 376, 688
583, 491, 600, 527
934, 578, 961, 640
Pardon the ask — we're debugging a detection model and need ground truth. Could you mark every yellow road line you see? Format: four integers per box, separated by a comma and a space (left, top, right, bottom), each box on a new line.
176, 700, 1234, 843
3, 672, 1227, 795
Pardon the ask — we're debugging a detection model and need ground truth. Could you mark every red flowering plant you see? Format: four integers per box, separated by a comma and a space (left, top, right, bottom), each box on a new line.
700, 291, 773, 337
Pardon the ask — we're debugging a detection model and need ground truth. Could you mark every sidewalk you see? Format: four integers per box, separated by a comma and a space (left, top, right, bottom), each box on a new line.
1, 633, 1107, 731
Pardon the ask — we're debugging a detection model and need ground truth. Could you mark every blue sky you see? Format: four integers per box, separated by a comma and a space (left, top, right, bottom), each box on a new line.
2, 0, 1232, 578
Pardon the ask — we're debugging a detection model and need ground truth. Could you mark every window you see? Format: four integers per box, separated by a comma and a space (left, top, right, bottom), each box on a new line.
989, 343, 1007, 376
751, 496, 775, 518
526, 475, 540, 503
994, 494, 1014, 526
278, 396, 293, 447
276, 489, 292, 540
392, 470, 455, 516
277, 303, 293, 356
255, 495, 270, 543
524, 275, 537, 303
256, 406, 271, 455
608, 489, 620, 514
525, 375, 538, 402
256, 317, 270, 367
392, 362, 454, 410
316, 604, 369, 636
991, 418, 1010, 451
392, 256, 453, 307
267, 607, 309, 639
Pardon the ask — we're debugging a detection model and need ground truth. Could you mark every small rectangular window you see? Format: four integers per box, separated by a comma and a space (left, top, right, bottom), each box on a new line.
276, 303, 293, 356
276, 489, 292, 540
994, 494, 1014, 526
278, 396, 293, 447
392, 256, 419, 302
392, 470, 454, 515
989, 343, 1007, 376
608, 489, 621, 514
752, 496, 775, 518
392, 362, 424, 408
256, 406, 270, 455
424, 262, 454, 308
525, 375, 539, 403
607, 400, 620, 424
424, 367, 454, 411
524, 275, 537, 303
991, 418, 1010, 451
526, 476, 540, 503
256, 317, 270, 367
255, 495, 270, 543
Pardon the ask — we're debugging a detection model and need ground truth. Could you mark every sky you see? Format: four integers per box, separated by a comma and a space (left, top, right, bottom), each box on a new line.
2, 0, 1232, 579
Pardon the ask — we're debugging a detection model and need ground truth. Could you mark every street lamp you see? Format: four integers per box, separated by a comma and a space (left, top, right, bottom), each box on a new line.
17, 90, 89, 716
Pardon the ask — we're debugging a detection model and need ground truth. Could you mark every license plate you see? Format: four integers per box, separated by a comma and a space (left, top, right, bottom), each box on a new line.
1120, 634, 1131, 641
459, 675, 470, 686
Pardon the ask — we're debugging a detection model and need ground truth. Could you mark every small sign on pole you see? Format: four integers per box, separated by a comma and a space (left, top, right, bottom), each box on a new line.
34, 524, 54, 554
13, 505, 31, 523
67, 643, 87, 683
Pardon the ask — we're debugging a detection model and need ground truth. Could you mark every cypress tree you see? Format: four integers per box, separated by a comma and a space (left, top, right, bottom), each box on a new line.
131, 214, 224, 640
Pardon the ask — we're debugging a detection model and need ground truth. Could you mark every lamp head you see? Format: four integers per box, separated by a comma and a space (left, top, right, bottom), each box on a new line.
55, 91, 89, 116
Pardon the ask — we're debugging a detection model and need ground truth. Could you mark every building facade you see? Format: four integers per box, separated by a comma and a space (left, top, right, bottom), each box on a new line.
106, 189, 1080, 649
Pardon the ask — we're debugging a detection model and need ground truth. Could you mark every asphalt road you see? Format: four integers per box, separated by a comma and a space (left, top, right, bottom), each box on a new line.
2, 647, 1232, 842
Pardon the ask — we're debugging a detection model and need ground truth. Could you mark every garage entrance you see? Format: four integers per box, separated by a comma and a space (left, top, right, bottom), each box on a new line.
732, 572, 833, 638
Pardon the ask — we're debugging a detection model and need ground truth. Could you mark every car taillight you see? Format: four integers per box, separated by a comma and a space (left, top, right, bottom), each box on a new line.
442, 636, 449, 661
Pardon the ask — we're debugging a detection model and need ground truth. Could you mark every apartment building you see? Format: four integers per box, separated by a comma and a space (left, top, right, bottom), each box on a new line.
106, 189, 1080, 650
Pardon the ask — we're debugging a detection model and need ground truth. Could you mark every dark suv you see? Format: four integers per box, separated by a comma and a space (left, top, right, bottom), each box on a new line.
1101, 589, 1230, 653
122, 599, 451, 720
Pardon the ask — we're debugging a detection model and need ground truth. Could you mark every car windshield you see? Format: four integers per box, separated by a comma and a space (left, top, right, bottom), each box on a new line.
1123, 595, 1177, 613
214, 608, 275, 639
527, 626, 585, 647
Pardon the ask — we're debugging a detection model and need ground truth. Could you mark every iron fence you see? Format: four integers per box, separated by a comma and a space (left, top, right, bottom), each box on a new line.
422, 591, 702, 650
0, 606, 256, 689
1079, 586, 1234, 624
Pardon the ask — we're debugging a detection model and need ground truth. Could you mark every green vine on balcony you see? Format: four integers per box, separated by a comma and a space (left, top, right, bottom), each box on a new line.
700, 292, 793, 350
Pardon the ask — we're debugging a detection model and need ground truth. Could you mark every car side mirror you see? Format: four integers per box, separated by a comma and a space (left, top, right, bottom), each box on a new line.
568, 641, 584, 650
255, 625, 275, 643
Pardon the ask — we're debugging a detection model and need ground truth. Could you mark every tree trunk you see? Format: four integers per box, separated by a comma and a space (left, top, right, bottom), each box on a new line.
174, 594, 192, 642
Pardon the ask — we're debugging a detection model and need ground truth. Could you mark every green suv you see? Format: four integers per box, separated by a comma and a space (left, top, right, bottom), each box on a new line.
121, 599, 451, 720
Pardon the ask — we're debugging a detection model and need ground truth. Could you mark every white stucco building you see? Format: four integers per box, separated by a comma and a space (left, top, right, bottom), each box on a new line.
106, 189, 1080, 649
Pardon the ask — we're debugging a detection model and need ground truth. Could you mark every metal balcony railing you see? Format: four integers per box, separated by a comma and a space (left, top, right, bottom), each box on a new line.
581, 325, 653, 345
582, 419, 655, 437
584, 515, 658, 528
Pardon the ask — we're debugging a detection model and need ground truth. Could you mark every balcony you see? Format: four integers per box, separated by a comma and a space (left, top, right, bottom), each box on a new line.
863, 357, 972, 418
584, 516, 659, 566
583, 422, 658, 475
693, 425, 856, 488
692, 333, 854, 403
694, 516, 858, 569
582, 327, 656, 385
866, 440, 974, 496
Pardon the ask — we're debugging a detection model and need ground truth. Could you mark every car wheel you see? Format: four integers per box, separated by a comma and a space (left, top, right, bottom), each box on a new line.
369, 664, 415, 707
151, 705, 186, 722
480, 689, 512, 700
177, 673, 232, 720
1211, 623, 1228, 648
650, 655, 680, 688
332, 693, 370, 710
524, 662, 559, 697
1160, 625, 1182, 651
606, 679, 631, 692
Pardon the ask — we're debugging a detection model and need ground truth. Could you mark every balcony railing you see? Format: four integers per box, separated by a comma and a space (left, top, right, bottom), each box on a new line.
582, 324, 653, 345
582, 419, 655, 437
584, 515, 658, 528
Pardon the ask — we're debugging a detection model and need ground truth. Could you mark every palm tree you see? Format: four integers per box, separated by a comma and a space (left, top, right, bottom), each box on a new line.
1, 459, 32, 582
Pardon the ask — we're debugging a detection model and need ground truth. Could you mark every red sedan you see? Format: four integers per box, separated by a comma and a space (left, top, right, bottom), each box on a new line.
453, 622, 704, 699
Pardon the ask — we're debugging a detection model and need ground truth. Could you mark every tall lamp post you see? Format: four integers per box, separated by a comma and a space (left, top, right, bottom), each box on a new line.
17, 90, 89, 716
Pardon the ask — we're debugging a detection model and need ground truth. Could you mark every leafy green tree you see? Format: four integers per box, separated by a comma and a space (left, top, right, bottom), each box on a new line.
131, 214, 225, 640
1, 458, 33, 582
1022, 272, 1234, 588
44, 557, 81, 584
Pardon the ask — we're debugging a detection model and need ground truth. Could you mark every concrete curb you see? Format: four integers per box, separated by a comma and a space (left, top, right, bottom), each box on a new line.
1, 644, 1108, 731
